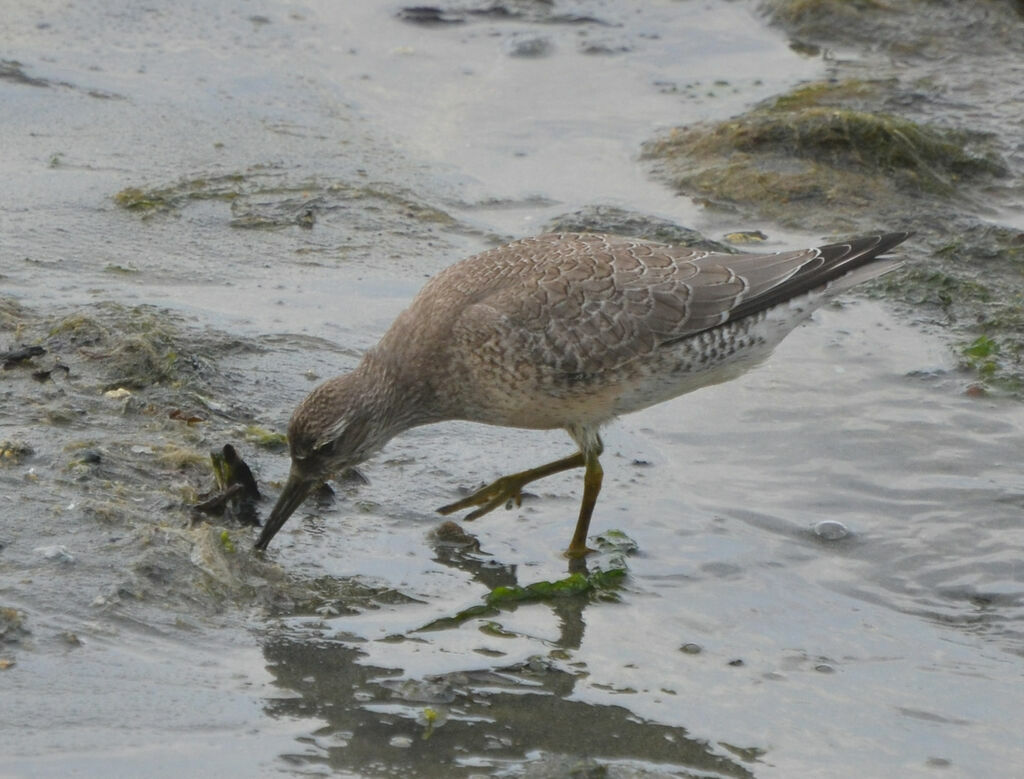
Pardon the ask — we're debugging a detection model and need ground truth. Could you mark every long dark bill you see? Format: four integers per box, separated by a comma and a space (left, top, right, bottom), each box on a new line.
254, 472, 317, 550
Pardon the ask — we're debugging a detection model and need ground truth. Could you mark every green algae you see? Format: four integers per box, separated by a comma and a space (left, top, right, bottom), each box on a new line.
591, 529, 640, 570
209, 446, 233, 491
417, 567, 627, 631
209, 444, 259, 496
114, 174, 245, 212
219, 529, 236, 554
959, 332, 1023, 392
156, 444, 207, 470
419, 706, 441, 740
767, 79, 881, 112
103, 263, 141, 275
723, 231, 768, 245
0, 440, 34, 465
918, 225, 1024, 389
885, 267, 991, 310
959, 335, 1005, 384
243, 425, 288, 451
888, 259, 1024, 391
592, 529, 639, 555
485, 569, 625, 605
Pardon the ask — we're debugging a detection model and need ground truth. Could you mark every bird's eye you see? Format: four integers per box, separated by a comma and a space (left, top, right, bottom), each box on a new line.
315, 439, 336, 457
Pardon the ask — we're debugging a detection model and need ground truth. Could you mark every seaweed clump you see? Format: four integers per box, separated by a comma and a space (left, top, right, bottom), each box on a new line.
760, 0, 893, 44
114, 170, 455, 232
113, 174, 245, 213
761, 0, 1024, 55
644, 80, 1006, 231
417, 567, 627, 631
46, 302, 248, 394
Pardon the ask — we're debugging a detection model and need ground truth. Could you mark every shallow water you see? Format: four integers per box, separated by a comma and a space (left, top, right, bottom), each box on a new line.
253, 302, 1023, 778
2, 1, 1023, 778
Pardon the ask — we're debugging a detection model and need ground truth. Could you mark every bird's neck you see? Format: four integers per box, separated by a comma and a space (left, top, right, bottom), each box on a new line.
351, 345, 446, 440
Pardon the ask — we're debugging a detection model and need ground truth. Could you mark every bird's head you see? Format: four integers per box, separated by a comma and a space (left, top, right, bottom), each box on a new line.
254, 374, 380, 550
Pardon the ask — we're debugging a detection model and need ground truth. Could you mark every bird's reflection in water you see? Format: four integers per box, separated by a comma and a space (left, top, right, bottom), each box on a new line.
258, 521, 760, 777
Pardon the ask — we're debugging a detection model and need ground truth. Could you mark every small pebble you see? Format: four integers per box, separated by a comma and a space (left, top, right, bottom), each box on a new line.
679, 643, 702, 655
34, 545, 75, 563
388, 735, 413, 748
505, 35, 552, 58
432, 520, 474, 545
812, 520, 849, 540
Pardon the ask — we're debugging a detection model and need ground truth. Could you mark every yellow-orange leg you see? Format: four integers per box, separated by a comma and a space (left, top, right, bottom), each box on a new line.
439, 433, 606, 558
565, 447, 603, 558
437, 451, 586, 521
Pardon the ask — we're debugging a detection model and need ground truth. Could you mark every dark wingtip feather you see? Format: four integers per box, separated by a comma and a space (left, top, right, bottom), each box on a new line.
727, 231, 911, 323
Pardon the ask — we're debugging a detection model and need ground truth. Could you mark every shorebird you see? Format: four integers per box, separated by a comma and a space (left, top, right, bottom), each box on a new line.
255, 231, 908, 557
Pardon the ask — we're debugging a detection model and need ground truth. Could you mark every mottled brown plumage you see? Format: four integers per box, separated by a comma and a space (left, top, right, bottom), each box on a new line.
255, 231, 909, 556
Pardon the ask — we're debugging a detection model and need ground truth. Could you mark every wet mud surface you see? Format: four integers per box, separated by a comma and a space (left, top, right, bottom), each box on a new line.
2, 1, 1024, 777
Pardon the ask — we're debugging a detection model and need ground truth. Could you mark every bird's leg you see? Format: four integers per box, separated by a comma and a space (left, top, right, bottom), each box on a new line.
565, 446, 603, 558
437, 451, 586, 521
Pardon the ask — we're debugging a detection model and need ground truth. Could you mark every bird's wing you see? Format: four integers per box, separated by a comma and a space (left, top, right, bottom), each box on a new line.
451, 232, 905, 377
447, 234, 697, 375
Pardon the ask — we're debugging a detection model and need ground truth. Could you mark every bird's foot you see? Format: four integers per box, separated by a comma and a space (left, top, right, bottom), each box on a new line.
437, 473, 530, 521
563, 542, 596, 559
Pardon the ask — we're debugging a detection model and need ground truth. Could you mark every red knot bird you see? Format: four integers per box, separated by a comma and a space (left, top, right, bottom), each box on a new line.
255, 231, 909, 557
